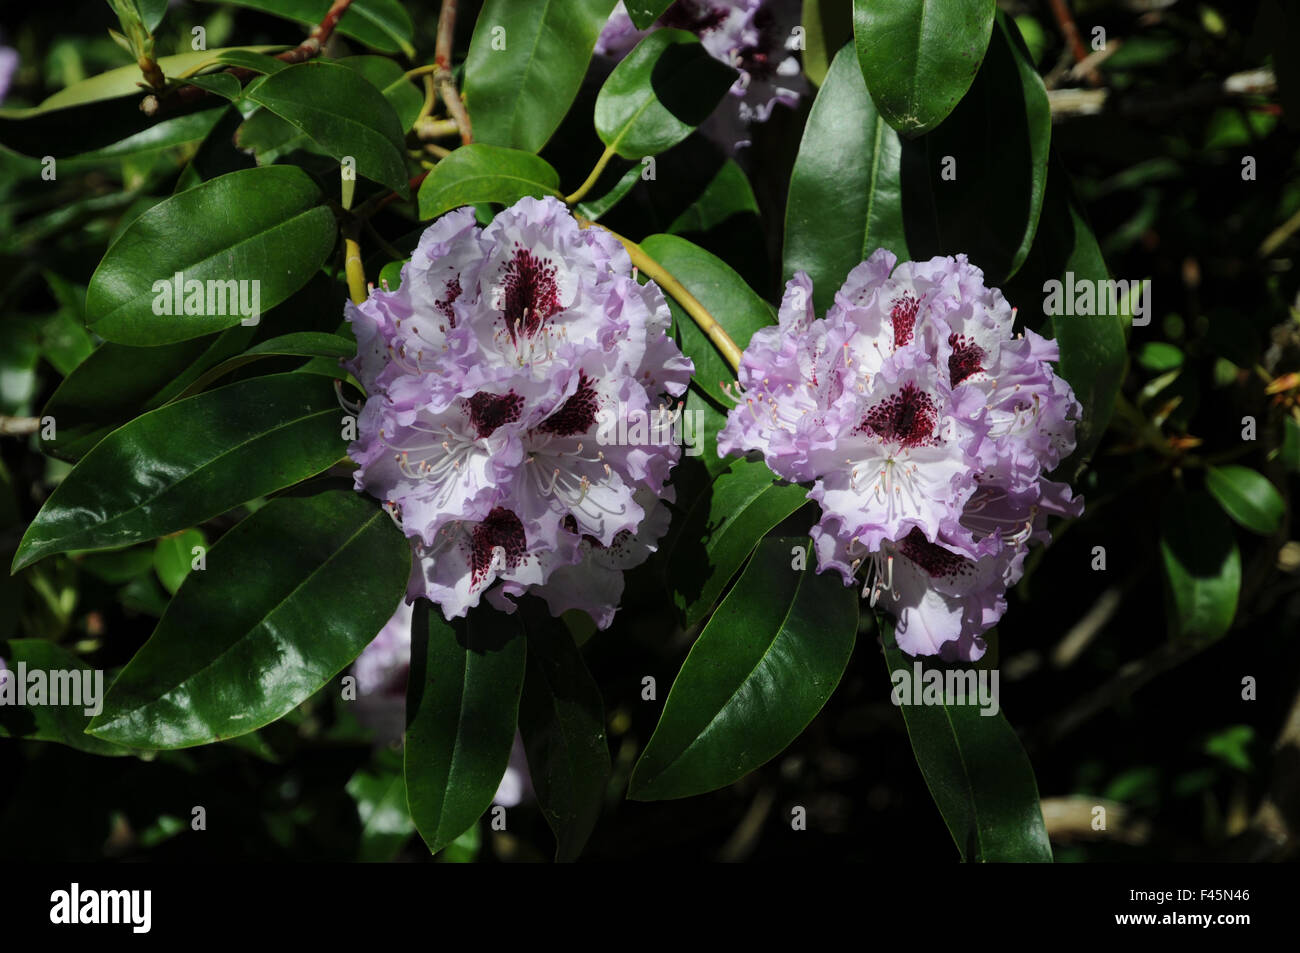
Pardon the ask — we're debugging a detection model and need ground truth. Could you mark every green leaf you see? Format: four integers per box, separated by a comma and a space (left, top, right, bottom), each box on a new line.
200, 0, 415, 55
244, 60, 409, 194
85, 166, 336, 345
630, 537, 858, 800
1160, 489, 1240, 643
153, 528, 206, 595
405, 601, 527, 855
595, 29, 738, 159
803, 0, 854, 87
87, 489, 410, 748
1205, 465, 1285, 535
898, 13, 1050, 283
337, 56, 424, 132
464, 0, 619, 153
417, 144, 561, 220
1281, 416, 1300, 473
518, 605, 610, 861
176, 331, 354, 398
14, 373, 346, 570
0, 639, 130, 756
40, 325, 259, 462
667, 159, 759, 235
784, 44, 907, 315
139, 0, 168, 32
575, 162, 642, 221
667, 457, 810, 626
852, 0, 996, 136
624, 0, 673, 30
639, 233, 774, 406
879, 615, 1053, 862
1005, 153, 1128, 472
1135, 341, 1183, 372
346, 752, 416, 862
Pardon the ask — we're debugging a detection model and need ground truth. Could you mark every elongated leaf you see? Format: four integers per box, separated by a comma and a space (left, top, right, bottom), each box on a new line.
595, 30, 738, 159
625, 0, 673, 29
803, 0, 854, 87
337, 56, 424, 132
464, 0, 619, 153
14, 373, 346, 570
153, 528, 206, 594
177, 331, 354, 398
898, 13, 1050, 283
199, 0, 415, 55
519, 606, 610, 861
418, 144, 562, 220
244, 60, 408, 194
1205, 465, 1285, 535
87, 489, 410, 748
630, 537, 857, 800
86, 166, 336, 345
0, 639, 130, 756
853, 0, 996, 136
347, 751, 416, 862
880, 615, 1052, 862
1160, 490, 1240, 643
405, 601, 527, 855
668, 458, 810, 625
784, 44, 907, 315
639, 234, 774, 406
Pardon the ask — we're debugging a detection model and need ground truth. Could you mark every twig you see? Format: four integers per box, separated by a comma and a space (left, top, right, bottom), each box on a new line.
1049, 67, 1277, 120
1046, 0, 1102, 87
141, 0, 357, 115
434, 0, 473, 145
0, 416, 41, 436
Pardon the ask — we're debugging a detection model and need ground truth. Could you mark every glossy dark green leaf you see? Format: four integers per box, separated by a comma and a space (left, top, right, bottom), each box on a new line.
200, 0, 415, 55
667, 458, 810, 626
177, 331, 354, 398
784, 44, 907, 315
629, 537, 858, 800
337, 56, 424, 132
595, 30, 738, 158
1160, 490, 1240, 643
575, 163, 641, 221
40, 325, 259, 462
518, 605, 610, 861
405, 601, 527, 855
153, 528, 206, 595
87, 489, 410, 748
625, 0, 673, 29
898, 13, 1050, 283
639, 233, 774, 406
418, 144, 562, 220
667, 159, 759, 235
85, 166, 336, 345
1205, 465, 1285, 535
0, 639, 130, 756
244, 60, 408, 194
464, 0, 618, 153
852, 0, 995, 136
879, 615, 1052, 862
14, 373, 346, 570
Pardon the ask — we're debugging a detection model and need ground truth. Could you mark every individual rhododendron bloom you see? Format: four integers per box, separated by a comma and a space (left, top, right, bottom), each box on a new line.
596, 0, 806, 140
345, 196, 692, 627
719, 249, 1083, 660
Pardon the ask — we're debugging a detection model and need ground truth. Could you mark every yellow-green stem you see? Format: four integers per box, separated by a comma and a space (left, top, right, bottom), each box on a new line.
578, 217, 742, 373
345, 237, 367, 305
565, 144, 618, 206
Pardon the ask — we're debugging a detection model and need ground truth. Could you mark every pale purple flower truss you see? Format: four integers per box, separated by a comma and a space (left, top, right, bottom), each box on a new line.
719, 249, 1083, 661
596, 1, 806, 135
345, 196, 692, 628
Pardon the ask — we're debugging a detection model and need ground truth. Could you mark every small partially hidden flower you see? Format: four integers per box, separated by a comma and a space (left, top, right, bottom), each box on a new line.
346, 196, 692, 628
720, 249, 1083, 660
596, 0, 807, 145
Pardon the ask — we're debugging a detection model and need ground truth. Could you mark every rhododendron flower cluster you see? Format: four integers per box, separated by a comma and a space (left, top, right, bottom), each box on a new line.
719, 249, 1083, 660
597, 0, 805, 136
345, 196, 692, 628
